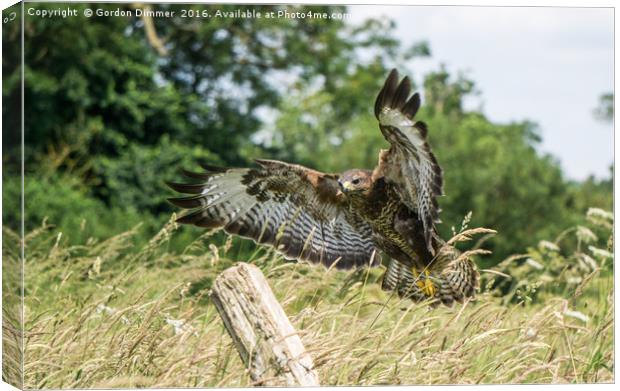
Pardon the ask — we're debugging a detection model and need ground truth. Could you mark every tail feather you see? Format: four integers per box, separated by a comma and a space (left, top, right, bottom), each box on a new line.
381, 259, 430, 303
436, 255, 479, 307
381, 251, 480, 307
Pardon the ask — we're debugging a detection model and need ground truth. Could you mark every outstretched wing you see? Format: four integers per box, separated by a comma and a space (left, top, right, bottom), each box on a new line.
373, 69, 443, 254
167, 159, 379, 269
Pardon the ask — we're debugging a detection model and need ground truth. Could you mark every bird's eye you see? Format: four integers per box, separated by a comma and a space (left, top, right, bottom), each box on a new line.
352, 178, 360, 185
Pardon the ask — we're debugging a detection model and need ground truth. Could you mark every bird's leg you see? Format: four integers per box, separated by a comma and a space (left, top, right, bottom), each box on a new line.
414, 268, 436, 297
423, 269, 436, 296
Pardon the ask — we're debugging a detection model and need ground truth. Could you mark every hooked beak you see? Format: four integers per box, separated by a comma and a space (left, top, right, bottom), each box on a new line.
338, 180, 354, 193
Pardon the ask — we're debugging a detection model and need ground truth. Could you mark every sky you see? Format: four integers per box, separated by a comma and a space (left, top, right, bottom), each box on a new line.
349, 5, 614, 181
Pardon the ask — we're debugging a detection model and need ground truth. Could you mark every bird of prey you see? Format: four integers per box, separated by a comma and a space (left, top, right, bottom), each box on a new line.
167, 69, 480, 306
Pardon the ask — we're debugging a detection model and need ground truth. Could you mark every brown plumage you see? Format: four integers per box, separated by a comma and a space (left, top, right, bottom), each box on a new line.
167, 69, 485, 306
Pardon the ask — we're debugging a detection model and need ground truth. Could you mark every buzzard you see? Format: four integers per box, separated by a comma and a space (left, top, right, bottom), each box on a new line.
167, 69, 480, 306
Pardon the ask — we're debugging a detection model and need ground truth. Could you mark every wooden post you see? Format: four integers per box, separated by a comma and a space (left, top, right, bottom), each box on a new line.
210, 262, 320, 386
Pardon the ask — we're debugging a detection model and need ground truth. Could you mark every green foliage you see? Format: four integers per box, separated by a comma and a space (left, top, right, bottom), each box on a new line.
423, 65, 477, 117
594, 92, 613, 122
20, 4, 170, 161
428, 112, 571, 263
94, 135, 221, 214
2, 173, 151, 244
4, 3, 431, 227
490, 208, 613, 304
7, 2, 425, 170
1, 3, 612, 265
267, 69, 612, 264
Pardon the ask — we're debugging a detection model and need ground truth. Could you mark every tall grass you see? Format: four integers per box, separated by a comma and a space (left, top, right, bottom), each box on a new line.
3, 209, 613, 388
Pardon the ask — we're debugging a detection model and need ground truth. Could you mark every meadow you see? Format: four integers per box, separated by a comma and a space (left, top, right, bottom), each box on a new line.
3, 208, 613, 387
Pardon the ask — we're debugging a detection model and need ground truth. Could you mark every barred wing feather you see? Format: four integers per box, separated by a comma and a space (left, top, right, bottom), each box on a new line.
374, 69, 444, 254
167, 159, 379, 269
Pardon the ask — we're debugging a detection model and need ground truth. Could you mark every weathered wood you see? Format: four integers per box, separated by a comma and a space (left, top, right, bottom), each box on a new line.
210, 262, 320, 386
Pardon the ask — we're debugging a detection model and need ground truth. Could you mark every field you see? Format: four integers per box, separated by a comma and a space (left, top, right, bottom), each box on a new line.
2, 209, 614, 388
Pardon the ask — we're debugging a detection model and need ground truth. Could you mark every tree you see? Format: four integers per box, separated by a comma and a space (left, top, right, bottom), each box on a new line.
3, 3, 611, 260
2, 3, 428, 236
268, 67, 611, 265
594, 93, 613, 122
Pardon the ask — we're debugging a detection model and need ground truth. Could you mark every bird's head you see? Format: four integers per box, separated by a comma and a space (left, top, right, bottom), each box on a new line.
337, 169, 372, 196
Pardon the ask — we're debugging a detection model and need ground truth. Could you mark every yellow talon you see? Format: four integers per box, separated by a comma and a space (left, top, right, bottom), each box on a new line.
414, 269, 436, 297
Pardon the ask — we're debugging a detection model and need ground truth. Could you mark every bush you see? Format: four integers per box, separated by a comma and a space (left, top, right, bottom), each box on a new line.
93, 135, 221, 215
489, 208, 613, 305
3, 173, 157, 244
